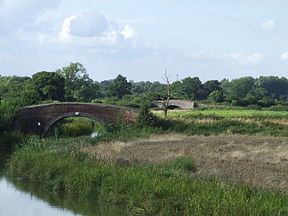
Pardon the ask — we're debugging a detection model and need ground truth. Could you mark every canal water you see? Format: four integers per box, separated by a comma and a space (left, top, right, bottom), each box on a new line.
0, 156, 127, 216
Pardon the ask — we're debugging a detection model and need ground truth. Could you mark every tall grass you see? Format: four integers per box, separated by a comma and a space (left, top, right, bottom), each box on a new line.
49, 117, 98, 138
157, 109, 288, 120
153, 109, 288, 137
8, 146, 288, 216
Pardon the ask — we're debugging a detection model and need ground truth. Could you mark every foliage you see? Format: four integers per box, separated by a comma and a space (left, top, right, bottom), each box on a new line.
108, 74, 132, 99
208, 90, 224, 102
32, 71, 65, 101
51, 118, 99, 138
181, 76, 202, 100
56, 62, 99, 102
137, 103, 157, 127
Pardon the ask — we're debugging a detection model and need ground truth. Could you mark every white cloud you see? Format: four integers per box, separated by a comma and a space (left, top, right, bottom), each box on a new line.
186, 50, 265, 65
57, 11, 138, 47
120, 25, 135, 39
261, 19, 275, 30
69, 11, 109, 37
281, 52, 288, 61
229, 52, 265, 64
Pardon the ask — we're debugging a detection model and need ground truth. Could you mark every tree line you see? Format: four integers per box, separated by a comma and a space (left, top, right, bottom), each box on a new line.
2, 61, 288, 133
2, 62, 288, 106
1, 62, 288, 131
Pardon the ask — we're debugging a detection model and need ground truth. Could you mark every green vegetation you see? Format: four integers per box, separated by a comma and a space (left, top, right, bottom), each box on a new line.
160, 109, 288, 120
51, 118, 98, 138
2, 62, 288, 114
3, 62, 288, 215
8, 137, 288, 215
152, 109, 288, 137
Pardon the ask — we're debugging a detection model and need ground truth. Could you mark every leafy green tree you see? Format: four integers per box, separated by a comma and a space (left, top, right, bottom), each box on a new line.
203, 80, 222, 98
255, 76, 288, 100
223, 77, 255, 102
32, 71, 65, 101
171, 81, 184, 99
181, 77, 203, 100
75, 82, 100, 102
108, 74, 132, 99
57, 62, 98, 102
208, 90, 224, 102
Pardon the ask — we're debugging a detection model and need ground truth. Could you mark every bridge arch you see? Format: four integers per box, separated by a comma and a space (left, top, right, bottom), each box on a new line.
15, 103, 139, 136
43, 112, 104, 136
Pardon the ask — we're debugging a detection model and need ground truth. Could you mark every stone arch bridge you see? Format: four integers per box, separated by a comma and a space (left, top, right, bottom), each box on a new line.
15, 103, 139, 136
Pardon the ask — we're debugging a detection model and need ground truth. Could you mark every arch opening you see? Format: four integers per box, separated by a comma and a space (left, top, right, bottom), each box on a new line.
44, 112, 105, 138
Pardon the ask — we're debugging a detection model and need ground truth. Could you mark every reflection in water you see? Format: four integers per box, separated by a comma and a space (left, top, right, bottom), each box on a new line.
0, 155, 127, 216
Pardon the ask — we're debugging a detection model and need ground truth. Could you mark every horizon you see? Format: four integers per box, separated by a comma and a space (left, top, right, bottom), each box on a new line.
1, 0, 288, 82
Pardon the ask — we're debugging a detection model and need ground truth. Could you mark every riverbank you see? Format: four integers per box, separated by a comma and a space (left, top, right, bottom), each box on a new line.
0, 153, 127, 216
7, 135, 288, 215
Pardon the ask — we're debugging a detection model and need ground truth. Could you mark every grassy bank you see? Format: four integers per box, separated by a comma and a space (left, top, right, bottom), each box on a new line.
7, 137, 288, 215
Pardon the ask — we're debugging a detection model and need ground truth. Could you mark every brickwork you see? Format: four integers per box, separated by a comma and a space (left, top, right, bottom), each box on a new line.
15, 103, 139, 136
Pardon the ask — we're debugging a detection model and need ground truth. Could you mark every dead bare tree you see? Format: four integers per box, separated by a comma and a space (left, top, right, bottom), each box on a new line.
160, 70, 172, 118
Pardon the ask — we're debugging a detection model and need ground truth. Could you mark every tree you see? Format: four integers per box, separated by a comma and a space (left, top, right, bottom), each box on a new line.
159, 70, 172, 118
57, 62, 97, 102
255, 76, 288, 100
203, 80, 222, 98
208, 90, 224, 103
223, 77, 255, 102
32, 71, 65, 101
171, 81, 184, 99
181, 77, 202, 100
108, 74, 132, 99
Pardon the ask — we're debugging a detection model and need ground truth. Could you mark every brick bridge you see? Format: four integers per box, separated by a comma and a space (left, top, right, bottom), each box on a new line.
15, 103, 139, 136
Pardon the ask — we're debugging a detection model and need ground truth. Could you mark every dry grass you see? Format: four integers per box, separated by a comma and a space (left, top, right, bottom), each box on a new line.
84, 134, 288, 191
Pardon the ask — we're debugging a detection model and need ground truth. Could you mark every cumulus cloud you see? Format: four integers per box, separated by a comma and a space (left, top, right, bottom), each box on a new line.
58, 10, 137, 47
261, 19, 275, 30
120, 25, 135, 39
281, 52, 288, 61
68, 11, 109, 37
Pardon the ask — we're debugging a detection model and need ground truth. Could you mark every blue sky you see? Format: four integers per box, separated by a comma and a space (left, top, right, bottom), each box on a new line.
0, 0, 288, 82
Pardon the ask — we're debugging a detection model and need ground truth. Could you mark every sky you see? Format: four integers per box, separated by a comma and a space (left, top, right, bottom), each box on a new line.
0, 0, 288, 82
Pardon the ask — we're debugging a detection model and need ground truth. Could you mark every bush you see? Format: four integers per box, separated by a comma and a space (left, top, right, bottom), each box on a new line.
137, 104, 157, 127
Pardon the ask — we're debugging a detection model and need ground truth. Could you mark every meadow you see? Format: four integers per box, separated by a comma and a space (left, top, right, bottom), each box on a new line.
154, 108, 288, 137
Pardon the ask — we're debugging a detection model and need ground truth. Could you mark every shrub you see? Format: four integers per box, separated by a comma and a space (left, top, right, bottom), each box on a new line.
137, 103, 157, 127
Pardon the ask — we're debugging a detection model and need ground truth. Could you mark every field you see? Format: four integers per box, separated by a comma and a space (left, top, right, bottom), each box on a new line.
153, 109, 288, 136
160, 109, 288, 120
85, 134, 288, 191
